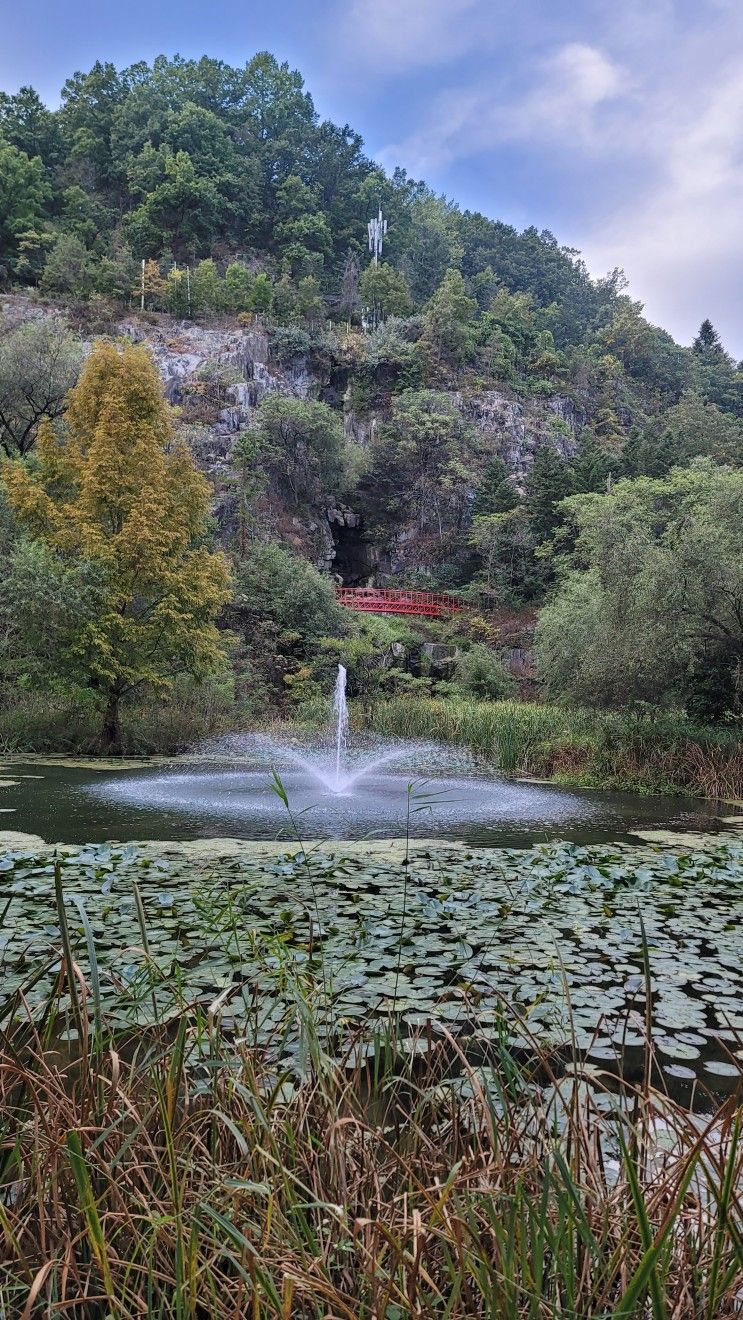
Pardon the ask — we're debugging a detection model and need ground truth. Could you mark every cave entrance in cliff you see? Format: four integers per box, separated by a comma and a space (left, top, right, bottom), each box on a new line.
330, 516, 374, 586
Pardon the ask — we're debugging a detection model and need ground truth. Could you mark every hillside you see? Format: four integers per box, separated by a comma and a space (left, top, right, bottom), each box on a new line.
1, 52, 742, 745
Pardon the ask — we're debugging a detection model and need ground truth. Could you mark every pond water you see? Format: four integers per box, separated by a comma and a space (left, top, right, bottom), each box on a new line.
0, 752, 732, 848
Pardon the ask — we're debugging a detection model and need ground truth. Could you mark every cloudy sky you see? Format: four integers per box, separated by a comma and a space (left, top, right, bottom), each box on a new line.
3, 0, 742, 355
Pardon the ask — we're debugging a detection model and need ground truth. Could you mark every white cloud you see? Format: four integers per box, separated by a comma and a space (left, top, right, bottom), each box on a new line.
334, 0, 486, 74
580, 60, 743, 350
378, 42, 628, 174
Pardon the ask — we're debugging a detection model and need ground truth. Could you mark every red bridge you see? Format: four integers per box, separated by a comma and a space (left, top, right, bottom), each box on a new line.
336, 587, 463, 618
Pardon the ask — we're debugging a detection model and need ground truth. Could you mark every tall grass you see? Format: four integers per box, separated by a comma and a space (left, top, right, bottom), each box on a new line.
369, 697, 743, 798
1, 872, 742, 1318
0, 680, 236, 756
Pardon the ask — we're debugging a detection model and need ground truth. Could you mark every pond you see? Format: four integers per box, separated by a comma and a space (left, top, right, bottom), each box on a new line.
0, 750, 733, 848
1, 734, 740, 1107
1, 832, 741, 1105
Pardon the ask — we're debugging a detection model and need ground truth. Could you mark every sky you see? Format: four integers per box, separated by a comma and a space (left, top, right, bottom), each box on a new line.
2, 0, 742, 356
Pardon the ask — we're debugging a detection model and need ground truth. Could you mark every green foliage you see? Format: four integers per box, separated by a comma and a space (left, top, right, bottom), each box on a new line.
526, 446, 575, 544
232, 541, 344, 641
366, 389, 481, 544
453, 643, 516, 700
626, 392, 743, 476
41, 233, 96, 300
422, 268, 477, 367
469, 508, 542, 604
0, 142, 50, 280
0, 537, 105, 688
371, 695, 743, 795
0, 317, 82, 456
536, 462, 743, 717
245, 393, 350, 505
228, 540, 346, 708
224, 261, 255, 312
359, 261, 412, 325
471, 457, 518, 517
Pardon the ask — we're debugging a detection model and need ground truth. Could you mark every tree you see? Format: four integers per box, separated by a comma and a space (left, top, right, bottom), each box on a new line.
247, 394, 348, 505
123, 150, 225, 258
2, 341, 230, 748
629, 391, 743, 476
251, 272, 274, 313
0, 317, 82, 457
526, 446, 575, 544
471, 458, 518, 518
224, 262, 255, 312
0, 143, 50, 279
40, 234, 96, 300
366, 390, 480, 538
0, 537, 105, 687
691, 320, 742, 416
359, 262, 411, 326
191, 258, 224, 315
571, 432, 615, 493
95, 237, 138, 304
453, 644, 515, 700
535, 463, 743, 715
693, 319, 725, 358
135, 258, 164, 310
422, 269, 477, 366
469, 508, 541, 603
164, 265, 191, 317
0, 86, 61, 165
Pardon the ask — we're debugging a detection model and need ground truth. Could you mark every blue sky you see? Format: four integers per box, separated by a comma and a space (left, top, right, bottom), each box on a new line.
3, 0, 742, 355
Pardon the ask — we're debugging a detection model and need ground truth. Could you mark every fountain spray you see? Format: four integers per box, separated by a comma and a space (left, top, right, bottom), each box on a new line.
332, 664, 349, 790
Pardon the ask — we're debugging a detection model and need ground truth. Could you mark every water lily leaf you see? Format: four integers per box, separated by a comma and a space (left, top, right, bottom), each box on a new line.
704, 1061, 740, 1078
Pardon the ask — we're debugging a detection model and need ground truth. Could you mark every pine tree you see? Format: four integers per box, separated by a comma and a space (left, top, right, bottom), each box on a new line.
526, 446, 575, 544
471, 458, 518, 517
693, 318, 724, 358
2, 341, 230, 749
571, 433, 615, 493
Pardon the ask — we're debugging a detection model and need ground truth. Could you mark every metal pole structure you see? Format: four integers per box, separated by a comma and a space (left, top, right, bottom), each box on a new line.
367, 208, 387, 266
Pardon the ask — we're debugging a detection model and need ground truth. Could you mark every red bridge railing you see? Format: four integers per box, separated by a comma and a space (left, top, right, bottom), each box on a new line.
336, 587, 463, 618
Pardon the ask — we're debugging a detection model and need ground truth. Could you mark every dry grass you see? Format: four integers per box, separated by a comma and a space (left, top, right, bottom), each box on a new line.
2, 977, 742, 1316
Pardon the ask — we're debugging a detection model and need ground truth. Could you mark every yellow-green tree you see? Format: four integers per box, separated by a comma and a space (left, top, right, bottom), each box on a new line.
3, 341, 231, 749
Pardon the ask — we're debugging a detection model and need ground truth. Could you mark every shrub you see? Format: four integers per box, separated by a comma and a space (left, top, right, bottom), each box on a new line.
453, 644, 516, 700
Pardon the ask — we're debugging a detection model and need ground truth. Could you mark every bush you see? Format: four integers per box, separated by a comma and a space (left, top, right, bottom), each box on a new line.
453, 644, 516, 700
269, 325, 312, 363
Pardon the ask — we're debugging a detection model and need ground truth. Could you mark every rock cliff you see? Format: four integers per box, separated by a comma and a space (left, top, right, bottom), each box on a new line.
1, 300, 588, 580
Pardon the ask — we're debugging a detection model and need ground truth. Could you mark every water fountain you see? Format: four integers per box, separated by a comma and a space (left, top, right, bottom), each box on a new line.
333, 663, 349, 790
71, 665, 719, 846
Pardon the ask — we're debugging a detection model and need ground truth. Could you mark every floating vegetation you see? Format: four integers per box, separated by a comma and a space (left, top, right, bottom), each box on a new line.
1, 834, 741, 1084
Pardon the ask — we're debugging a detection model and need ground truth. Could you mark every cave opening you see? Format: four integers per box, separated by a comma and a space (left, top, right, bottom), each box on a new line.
331, 518, 375, 586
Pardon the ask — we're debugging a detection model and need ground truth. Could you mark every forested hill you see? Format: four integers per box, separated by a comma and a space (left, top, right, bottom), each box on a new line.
1, 51, 742, 416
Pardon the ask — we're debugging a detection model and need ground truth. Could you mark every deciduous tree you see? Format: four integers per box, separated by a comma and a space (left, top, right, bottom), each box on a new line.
0, 318, 82, 457
2, 341, 230, 748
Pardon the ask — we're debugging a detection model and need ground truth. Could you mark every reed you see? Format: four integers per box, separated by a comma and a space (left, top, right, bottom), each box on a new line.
1, 950, 741, 1316
369, 697, 743, 798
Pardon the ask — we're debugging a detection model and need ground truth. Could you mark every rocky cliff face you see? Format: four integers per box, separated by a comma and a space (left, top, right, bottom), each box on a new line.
1, 300, 588, 580
454, 389, 585, 487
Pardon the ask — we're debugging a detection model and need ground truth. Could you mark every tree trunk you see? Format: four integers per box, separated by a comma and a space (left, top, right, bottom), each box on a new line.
101, 692, 122, 754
